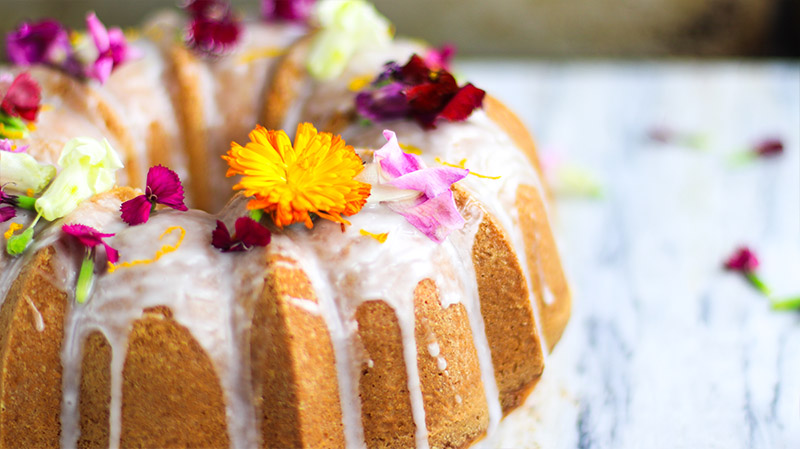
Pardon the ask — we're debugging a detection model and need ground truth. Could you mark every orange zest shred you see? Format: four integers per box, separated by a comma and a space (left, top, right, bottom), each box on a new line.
4, 223, 23, 240
399, 142, 423, 155
359, 229, 388, 243
107, 226, 185, 273
223, 123, 371, 229
238, 47, 286, 64
25, 189, 34, 197
434, 157, 501, 180
26, 123, 36, 131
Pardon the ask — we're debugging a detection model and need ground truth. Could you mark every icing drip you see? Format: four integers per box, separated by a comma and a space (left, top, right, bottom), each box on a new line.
273, 199, 492, 449
60, 197, 265, 449
344, 111, 553, 360
441, 201, 504, 433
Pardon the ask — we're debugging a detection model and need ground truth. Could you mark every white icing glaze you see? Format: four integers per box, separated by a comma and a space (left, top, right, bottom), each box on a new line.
59, 197, 265, 449
0, 16, 561, 449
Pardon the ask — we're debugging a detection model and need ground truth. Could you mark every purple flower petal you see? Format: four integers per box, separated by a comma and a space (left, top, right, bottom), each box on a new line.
90, 56, 114, 84
355, 53, 484, 129
0, 206, 15, 223
388, 189, 464, 243
261, 0, 315, 22
373, 130, 467, 243
374, 130, 423, 178
0, 138, 28, 153
146, 165, 188, 211
120, 194, 152, 226
62, 223, 118, 263
423, 44, 455, 70
86, 12, 109, 53
5, 19, 71, 66
85, 12, 136, 84
355, 83, 409, 123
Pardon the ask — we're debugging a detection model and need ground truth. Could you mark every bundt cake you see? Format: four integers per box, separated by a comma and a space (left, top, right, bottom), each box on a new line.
0, 1, 571, 448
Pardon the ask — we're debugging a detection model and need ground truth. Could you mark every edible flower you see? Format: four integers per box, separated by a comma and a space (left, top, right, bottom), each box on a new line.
120, 165, 188, 225
356, 54, 486, 129
62, 223, 118, 303
223, 122, 370, 228
5, 19, 72, 67
0, 72, 42, 122
0, 206, 14, 223
723, 246, 800, 311
6, 137, 122, 256
724, 247, 760, 274
261, 0, 315, 22
423, 44, 455, 71
35, 137, 124, 221
0, 138, 28, 153
753, 138, 783, 157
211, 216, 271, 252
0, 151, 57, 194
86, 12, 138, 84
306, 0, 392, 80
364, 130, 467, 243
184, 0, 242, 56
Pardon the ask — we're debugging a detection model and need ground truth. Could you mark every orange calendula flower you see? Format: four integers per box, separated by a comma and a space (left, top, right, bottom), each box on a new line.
223, 123, 371, 228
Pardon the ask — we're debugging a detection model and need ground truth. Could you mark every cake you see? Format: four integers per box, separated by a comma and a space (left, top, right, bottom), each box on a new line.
0, 1, 571, 448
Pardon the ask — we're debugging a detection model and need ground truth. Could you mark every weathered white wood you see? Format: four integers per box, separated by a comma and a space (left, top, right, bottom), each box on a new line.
459, 61, 800, 449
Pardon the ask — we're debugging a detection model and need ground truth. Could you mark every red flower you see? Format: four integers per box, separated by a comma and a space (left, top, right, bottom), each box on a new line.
754, 138, 783, 157
211, 217, 271, 252
62, 223, 119, 264
0, 73, 42, 121
183, 0, 242, 55
356, 54, 485, 129
724, 247, 759, 273
121, 165, 188, 225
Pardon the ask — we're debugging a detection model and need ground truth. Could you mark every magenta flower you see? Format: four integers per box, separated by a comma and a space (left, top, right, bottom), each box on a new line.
211, 216, 271, 252
183, 0, 242, 55
423, 44, 455, 71
86, 12, 138, 84
724, 246, 760, 273
261, 0, 315, 22
373, 130, 468, 242
754, 138, 783, 157
0, 72, 42, 121
0, 206, 14, 223
1, 186, 18, 206
120, 165, 188, 226
0, 138, 28, 153
5, 19, 71, 67
356, 54, 485, 129
62, 223, 119, 264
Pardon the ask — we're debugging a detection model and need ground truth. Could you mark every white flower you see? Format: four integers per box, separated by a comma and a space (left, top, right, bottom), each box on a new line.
35, 137, 123, 221
307, 0, 392, 80
0, 151, 57, 194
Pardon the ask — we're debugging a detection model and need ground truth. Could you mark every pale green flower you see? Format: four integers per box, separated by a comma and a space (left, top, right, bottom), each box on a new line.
0, 151, 57, 194
307, 0, 392, 80
35, 137, 124, 221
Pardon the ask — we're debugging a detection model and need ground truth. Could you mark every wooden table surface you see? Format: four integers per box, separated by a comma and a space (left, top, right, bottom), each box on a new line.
457, 61, 800, 449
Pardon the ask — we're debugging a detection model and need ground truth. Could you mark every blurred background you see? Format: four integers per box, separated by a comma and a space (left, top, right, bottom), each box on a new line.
0, 0, 798, 58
